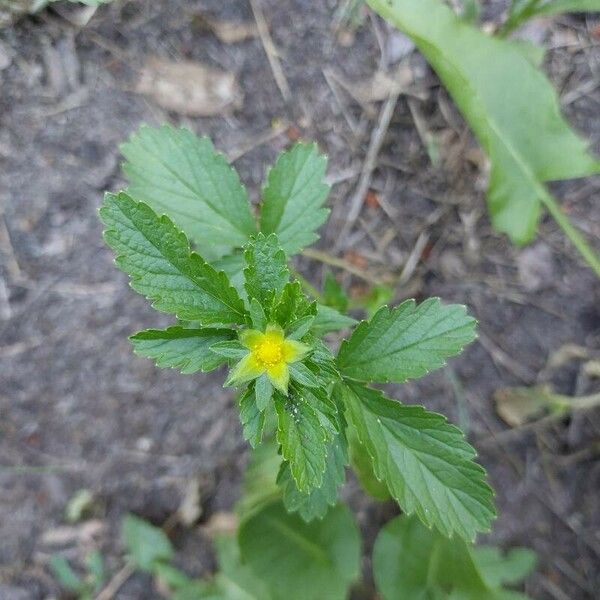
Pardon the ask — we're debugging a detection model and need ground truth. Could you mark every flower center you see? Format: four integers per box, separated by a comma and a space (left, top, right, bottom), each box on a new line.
255, 339, 283, 367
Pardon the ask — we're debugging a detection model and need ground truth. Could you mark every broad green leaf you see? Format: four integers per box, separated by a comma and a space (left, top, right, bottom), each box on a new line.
337, 298, 476, 384
239, 387, 266, 448
472, 546, 537, 588
243, 233, 289, 309
259, 143, 330, 255
312, 304, 357, 335
213, 535, 273, 600
275, 391, 329, 493
340, 382, 495, 540
100, 192, 247, 325
368, 0, 600, 245
278, 434, 347, 521
130, 327, 233, 374
237, 440, 282, 522
122, 514, 173, 571
121, 125, 257, 260
238, 502, 361, 600
373, 515, 532, 600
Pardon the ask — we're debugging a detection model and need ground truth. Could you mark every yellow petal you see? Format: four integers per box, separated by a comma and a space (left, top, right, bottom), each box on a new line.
239, 329, 263, 350
282, 339, 310, 364
226, 352, 265, 386
267, 362, 290, 395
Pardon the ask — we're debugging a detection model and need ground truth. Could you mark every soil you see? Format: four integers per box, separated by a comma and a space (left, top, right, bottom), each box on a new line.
1, 1, 599, 599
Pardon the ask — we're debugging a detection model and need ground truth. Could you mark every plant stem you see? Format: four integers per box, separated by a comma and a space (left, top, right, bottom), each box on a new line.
540, 191, 600, 278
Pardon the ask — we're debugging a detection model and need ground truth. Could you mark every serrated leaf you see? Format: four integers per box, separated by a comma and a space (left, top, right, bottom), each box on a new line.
238, 502, 361, 600
121, 125, 257, 260
373, 515, 531, 600
340, 382, 495, 540
312, 304, 357, 335
259, 143, 330, 255
368, 0, 600, 245
275, 392, 329, 493
100, 192, 247, 325
337, 298, 476, 383
130, 327, 233, 374
239, 387, 265, 448
279, 434, 347, 522
243, 233, 289, 309
122, 514, 173, 571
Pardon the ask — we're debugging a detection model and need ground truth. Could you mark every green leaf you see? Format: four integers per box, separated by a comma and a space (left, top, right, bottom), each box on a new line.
260, 143, 330, 255
249, 297, 267, 330
322, 273, 349, 313
347, 423, 390, 501
153, 562, 195, 591
209, 340, 248, 360
86, 551, 105, 591
368, 0, 600, 246
312, 304, 357, 335
535, 1, 600, 16
239, 387, 266, 448
122, 514, 173, 571
337, 298, 476, 384
255, 374, 274, 411
373, 515, 532, 600
130, 327, 233, 374
472, 546, 537, 588
271, 281, 311, 327
340, 382, 495, 540
243, 233, 289, 309
100, 192, 248, 325
238, 502, 361, 600
213, 535, 274, 600
50, 555, 83, 593
121, 125, 257, 260
287, 314, 316, 340
275, 391, 329, 493
278, 434, 347, 521
237, 440, 282, 522
289, 362, 320, 388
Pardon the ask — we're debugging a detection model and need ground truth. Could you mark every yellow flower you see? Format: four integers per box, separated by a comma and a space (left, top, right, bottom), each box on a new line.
227, 325, 310, 394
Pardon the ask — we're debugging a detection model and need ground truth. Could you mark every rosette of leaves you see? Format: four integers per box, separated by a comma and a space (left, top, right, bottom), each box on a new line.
100, 125, 495, 551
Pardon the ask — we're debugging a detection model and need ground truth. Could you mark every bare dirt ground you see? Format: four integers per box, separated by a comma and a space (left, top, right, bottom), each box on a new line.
1, 1, 599, 598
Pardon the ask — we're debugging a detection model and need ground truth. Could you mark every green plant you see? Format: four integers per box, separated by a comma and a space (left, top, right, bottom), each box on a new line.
98, 124, 534, 598
50, 551, 105, 600
368, 0, 600, 276
503, 1, 600, 35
